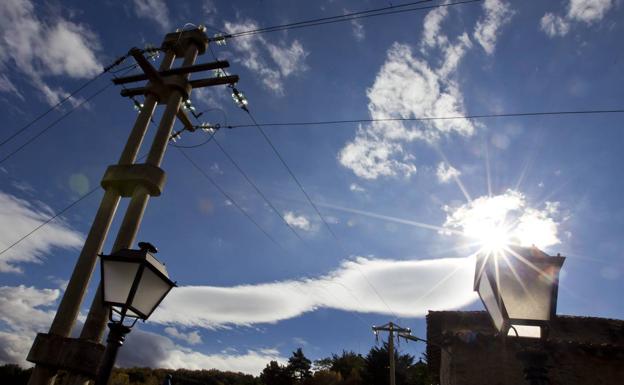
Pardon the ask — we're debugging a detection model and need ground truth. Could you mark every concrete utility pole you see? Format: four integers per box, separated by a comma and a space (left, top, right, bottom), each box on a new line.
372, 322, 411, 385
26, 27, 238, 385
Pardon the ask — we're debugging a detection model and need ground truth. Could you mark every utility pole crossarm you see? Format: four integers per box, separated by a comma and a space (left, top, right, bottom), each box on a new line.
112, 60, 230, 85
119, 75, 239, 98
372, 322, 411, 334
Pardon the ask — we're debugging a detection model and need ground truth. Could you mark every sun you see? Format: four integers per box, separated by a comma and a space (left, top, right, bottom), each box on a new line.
467, 220, 514, 253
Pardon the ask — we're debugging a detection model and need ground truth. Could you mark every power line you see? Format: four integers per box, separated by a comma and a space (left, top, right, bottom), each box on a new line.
0, 64, 142, 166
0, 187, 100, 259
210, 136, 307, 242
0, 52, 137, 150
175, 146, 286, 250
244, 110, 402, 320
218, 0, 480, 39
0, 81, 115, 165
0, 73, 106, 149
219, 108, 624, 129
210, 39, 401, 320
227, 0, 432, 36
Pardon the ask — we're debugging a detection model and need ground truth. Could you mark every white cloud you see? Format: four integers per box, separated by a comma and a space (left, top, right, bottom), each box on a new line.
0, 285, 59, 366
132, 0, 170, 30
0, 74, 23, 99
338, 38, 474, 179
540, 0, 613, 38
338, 2, 514, 180
0, 0, 101, 104
284, 211, 312, 231
339, 134, 417, 179
0, 284, 283, 374
436, 162, 461, 183
349, 183, 366, 193
442, 190, 562, 250
0, 191, 84, 273
266, 40, 308, 77
164, 326, 202, 345
151, 256, 477, 329
42, 22, 101, 78
473, 0, 515, 55
421, 6, 448, 49
567, 0, 613, 23
224, 20, 308, 94
120, 328, 285, 374
540, 13, 571, 37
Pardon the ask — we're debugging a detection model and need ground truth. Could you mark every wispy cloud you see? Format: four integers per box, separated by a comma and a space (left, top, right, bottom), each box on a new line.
473, 0, 515, 55
540, 0, 613, 38
164, 326, 202, 345
349, 183, 366, 193
339, 2, 516, 180
0, 0, 101, 104
223, 20, 308, 94
152, 256, 477, 329
132, 0, 171, 30
540, 13, 570, 37
0, 191, 83, 273
344, 9, 366, 41
284, 211, 312, 232
436, 162, 461, 184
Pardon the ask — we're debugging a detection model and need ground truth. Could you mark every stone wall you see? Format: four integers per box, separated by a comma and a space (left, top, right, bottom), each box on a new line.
426, 311, 624, 385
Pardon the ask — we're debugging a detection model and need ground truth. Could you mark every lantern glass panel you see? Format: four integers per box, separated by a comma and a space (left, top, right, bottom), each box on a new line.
508, 324, 541, 338
102, 260, 139, 305
478, 271, 504, 331
131, 267, 172, 317
498, 257, 557, 321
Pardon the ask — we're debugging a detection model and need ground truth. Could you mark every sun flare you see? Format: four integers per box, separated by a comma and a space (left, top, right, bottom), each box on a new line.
443, 190, 562, 253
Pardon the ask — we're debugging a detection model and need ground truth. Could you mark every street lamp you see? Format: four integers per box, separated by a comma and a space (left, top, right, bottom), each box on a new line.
474, 245, 565, 385
95, 242, 176, 385
474, 245, 565, 338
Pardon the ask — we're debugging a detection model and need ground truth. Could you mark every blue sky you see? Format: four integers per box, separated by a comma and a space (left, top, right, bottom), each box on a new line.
0, 0, 623, 374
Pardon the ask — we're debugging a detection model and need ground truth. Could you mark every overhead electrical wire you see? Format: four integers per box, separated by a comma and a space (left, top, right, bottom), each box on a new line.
0, 186, 99, 258
0, 80, 116, 165
212, 108, 624, 130
173, 124, 372, 328
0, 51, 138, 150
245, 111, 402, 321
210, 137, 307, 242
0, 73, 106, 149
0, 63, 145, 165
216, 0, 481, 39
175, 147, 286, 250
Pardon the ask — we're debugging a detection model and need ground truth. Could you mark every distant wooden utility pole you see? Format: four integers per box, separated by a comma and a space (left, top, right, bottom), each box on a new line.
372, 322, 411, 385
26, 27, 238, 385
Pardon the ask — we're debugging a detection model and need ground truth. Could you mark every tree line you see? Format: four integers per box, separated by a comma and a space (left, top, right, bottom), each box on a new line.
0, 343, 431, 385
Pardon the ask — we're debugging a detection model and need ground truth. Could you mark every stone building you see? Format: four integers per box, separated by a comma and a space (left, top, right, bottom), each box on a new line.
426, 311, 624, 385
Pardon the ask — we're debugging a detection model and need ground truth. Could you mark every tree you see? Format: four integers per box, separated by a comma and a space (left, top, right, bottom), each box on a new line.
406, 358, 430, 385
261, 360, 293, 385
363, 343, 414, 385
287, 348, 312, 381
328, 351, 365, 382
0, 364, 32, 385
306, 370, 342, 385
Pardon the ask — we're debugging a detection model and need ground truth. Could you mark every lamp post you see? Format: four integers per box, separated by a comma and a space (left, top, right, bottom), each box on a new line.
95, 242, 176, 385
474, 245, 565, 385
